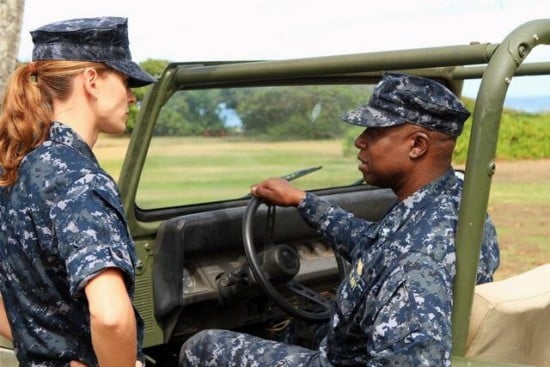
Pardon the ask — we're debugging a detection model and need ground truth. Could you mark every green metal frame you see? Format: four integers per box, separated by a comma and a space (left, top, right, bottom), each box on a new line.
118, 18, 550, 364
452, 19, 550, 355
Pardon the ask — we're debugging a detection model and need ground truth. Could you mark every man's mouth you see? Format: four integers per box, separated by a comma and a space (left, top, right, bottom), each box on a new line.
357, 157, 368, 171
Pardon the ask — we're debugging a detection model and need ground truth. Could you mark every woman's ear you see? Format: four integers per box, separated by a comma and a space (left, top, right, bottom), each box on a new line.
409, 131, 429, 159
82, 68, 99, 97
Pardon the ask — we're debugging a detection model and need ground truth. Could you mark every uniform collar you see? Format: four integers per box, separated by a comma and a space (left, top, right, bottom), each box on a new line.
48, 121, 99, 164
402, 169, 458, 208
376, 169, 458, 237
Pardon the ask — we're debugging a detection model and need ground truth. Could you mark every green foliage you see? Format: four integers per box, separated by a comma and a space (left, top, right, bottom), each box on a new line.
140, 59, 171, 76
453, 98, 550, 163
155, 89, 228, 136
149, 81, 372, 139
237, 85, 369, 140
452, 98, 475, 163
126, 59, 170, 132
495, 110, 550, 159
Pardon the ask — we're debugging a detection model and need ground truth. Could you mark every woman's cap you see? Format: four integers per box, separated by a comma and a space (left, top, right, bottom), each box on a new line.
31, 16, 156, 88
341, 72, 471, 137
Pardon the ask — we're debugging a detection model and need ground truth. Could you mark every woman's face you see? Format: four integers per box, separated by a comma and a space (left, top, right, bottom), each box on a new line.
94, 71, 136, 134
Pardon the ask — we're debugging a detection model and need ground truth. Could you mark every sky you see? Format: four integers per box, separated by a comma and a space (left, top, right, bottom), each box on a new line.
16, 0, 550, 98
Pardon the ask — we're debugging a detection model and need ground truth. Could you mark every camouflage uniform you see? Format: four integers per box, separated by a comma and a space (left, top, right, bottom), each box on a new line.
180, 171, 499, 367
0, 122, 144, 366
302, 170, 498, 366
179, 73, 500, 366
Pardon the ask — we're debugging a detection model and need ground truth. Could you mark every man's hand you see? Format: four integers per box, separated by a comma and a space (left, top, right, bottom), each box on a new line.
70, 361, 87, 367
250, 178, 306, 207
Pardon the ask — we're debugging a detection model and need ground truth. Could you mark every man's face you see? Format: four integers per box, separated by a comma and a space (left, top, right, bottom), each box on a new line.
353, 124, 416, 189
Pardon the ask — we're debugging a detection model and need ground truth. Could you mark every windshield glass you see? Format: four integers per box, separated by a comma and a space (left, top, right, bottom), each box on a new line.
136, 84, 374, 209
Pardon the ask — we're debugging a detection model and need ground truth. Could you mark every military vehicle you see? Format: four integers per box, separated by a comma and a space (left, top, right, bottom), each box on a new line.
2, 18, 549, 367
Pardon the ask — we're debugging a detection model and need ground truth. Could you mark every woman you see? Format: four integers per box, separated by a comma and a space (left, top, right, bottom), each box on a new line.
0, 17, 155, 366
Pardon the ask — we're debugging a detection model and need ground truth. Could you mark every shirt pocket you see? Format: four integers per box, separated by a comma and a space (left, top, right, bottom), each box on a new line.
335, 261, 367, 323
371, 266, 423, 352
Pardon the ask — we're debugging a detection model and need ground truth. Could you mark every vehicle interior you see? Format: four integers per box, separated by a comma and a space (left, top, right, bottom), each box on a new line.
1, 18, 549, 367
119, 19, 550, 366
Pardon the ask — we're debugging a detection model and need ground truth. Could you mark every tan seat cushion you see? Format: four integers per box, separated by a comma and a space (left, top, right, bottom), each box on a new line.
466, 264, 550, 366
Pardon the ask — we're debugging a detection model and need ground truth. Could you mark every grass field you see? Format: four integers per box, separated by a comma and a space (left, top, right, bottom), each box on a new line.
94, 135, 550, 281
482, 159, 550, 279
135, 137, 362, 207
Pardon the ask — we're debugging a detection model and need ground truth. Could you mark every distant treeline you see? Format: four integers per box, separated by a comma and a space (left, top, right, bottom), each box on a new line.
454, 98, 550, 162
132, 60, 550, 162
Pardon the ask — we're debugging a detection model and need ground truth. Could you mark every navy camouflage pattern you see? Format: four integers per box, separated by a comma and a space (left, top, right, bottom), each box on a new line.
341, 73, 471, 136
31, 17, 156, 88
180, 329, 333, 367
180, 169, 499, 366
0, 122, 144, 366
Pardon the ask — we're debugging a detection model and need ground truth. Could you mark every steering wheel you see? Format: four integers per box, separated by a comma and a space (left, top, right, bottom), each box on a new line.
242, 196, 335, 322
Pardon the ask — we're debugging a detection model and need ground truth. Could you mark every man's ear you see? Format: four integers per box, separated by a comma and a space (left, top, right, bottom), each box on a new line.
409, 131, 429, 159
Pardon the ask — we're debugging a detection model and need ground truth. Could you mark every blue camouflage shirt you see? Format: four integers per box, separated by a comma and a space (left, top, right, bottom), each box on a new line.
0, 122, 143, 366
298, 169, 499, 366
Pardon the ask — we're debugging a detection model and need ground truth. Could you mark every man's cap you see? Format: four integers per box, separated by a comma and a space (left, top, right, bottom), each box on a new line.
341, 72, 470, 136
31, 17, 156, 88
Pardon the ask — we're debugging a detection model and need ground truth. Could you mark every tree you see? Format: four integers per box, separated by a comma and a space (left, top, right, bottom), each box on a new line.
127, 59, 169, 132
237, 85, 369, 140
0, 0, 25, 93
153, 89, 227, 136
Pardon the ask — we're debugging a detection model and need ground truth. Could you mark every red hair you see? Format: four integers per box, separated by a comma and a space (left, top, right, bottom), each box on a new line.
0, 60, 108, 186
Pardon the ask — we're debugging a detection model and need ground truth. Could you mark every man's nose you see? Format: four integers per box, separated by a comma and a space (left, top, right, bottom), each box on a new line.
354, 135, 367, 150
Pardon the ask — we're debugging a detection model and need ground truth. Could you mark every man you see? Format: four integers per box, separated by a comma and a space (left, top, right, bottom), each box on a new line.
179, 72, 500, 366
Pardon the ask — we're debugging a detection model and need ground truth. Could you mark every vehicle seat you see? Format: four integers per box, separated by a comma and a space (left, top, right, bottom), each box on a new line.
466, 263, 550, 366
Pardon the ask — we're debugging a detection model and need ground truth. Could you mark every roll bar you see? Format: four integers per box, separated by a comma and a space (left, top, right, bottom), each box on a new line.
452, 18, 550, 356
124, 18, 550, 361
